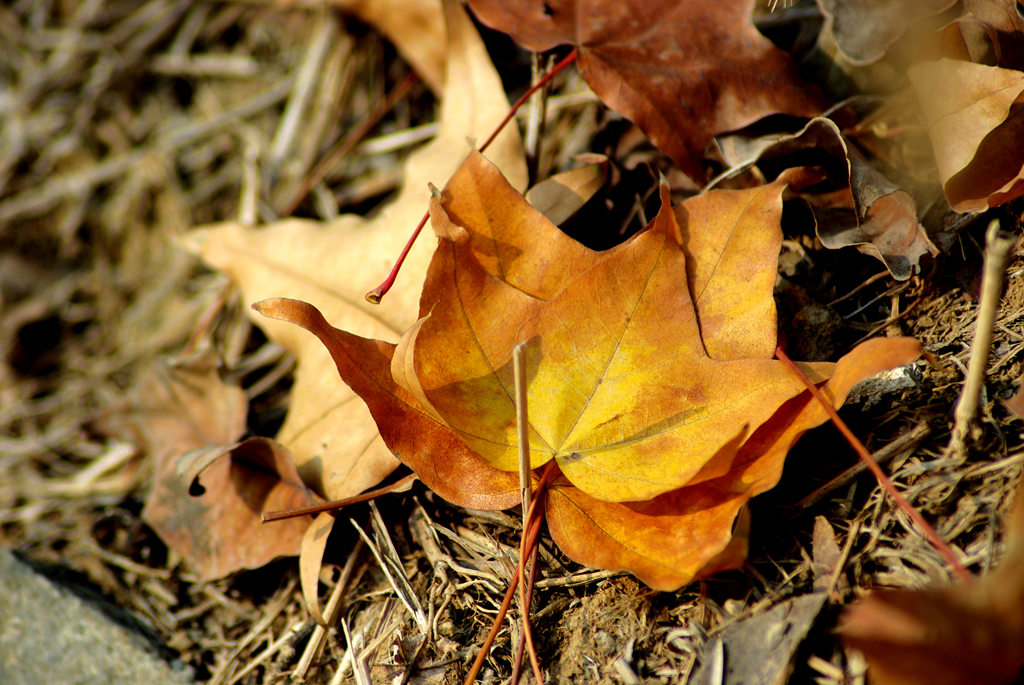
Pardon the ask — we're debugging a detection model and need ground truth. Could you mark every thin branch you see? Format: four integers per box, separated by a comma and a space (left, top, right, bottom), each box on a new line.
946, 219, 1019, 459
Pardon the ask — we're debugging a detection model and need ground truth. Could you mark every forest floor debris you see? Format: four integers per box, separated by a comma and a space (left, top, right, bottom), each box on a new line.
2, 1, 1024, 683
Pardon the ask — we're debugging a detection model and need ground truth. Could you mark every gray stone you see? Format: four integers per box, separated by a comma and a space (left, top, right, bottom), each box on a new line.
0, 547, 194, 685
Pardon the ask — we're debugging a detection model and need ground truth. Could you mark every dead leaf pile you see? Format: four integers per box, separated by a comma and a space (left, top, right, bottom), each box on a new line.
260, 151, 923, 590
796, 0, 1024, 229
140, 0, 1011, 604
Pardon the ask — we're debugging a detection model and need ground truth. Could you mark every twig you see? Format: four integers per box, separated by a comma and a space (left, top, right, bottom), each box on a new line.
278, 70, 419, 216
0, 78, 294, 224
524, 53, 553, 178
946, 219, 1019, 459
798, 422, 930, 508
269, 11, 336, 169
514, 344, 533, 530
227, 621, 308, 685
464, 463, 558, 685
512, 343, 543, 685
209, 577, 299, 685
261, 473, 417, 521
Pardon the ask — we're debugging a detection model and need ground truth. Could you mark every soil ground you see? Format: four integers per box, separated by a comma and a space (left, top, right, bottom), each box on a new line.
3, 2, 1024, 684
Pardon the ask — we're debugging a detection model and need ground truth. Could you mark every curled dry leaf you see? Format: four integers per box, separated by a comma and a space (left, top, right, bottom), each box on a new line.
840, 481, 1024, 685
105, 351, 317, 580
724, 117, 937, 280
465, 0, 824, 180
183, 0, 527, 502
909, 58, 1024, 213
174, 438, 322, 580
814, 0, 955, 65
961, 0, 1024, 70
259, 152, 923, 589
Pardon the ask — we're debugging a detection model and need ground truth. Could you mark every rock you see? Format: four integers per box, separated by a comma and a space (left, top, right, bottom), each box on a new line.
0, 547, 194, 685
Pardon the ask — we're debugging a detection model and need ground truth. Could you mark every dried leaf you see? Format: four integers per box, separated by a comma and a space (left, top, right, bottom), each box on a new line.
254, 297, 522, 511
961, 0, 1024, 70
301, 512, 336, 626
735, 117, 937, 279
465, 0, 823, 180
404, 169, 830, 502
814, 0, 955, 65
113, 350, 317, 580
690, 593, 829, 685
909, 58, 1024, 212
812, 516, 843, 591
546, 337, 923, 590
262, 152, 922, 589
183, 0, 527, 501
525, 156, 608, 226
840, 482, 1024, 685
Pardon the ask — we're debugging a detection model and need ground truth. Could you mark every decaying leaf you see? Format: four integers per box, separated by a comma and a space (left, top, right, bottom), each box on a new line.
690, 593, 829, 685
724, 117, 937, 280
176, 438, 322, 580
814, 0, 955, 66
909, 58, 1024, 213
840, 480, 1024, 685
183, 0, 527, 502
465, 0, 824, 180
105, 351, 316, 580
259, 152, 923, 590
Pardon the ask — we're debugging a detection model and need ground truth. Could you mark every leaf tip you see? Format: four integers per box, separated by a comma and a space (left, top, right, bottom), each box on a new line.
251, 298, 284, 318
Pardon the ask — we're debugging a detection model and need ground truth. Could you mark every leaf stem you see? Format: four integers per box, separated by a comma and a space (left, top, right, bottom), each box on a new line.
464, 463, 558, 685
365, 49, 579, 305
260, 473, 417, 522
774, 346, 971, 583
477, 49, 578, 156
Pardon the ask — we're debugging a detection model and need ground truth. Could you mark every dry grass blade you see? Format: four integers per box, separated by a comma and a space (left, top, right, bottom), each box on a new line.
352, 502, 428, 631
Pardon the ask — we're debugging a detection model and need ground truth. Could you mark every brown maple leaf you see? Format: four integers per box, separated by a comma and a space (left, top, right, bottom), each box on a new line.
258, 151, 922, 589
102, 351, 318, 580
840, 481, 1024, 685
465, 0, 824, 180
